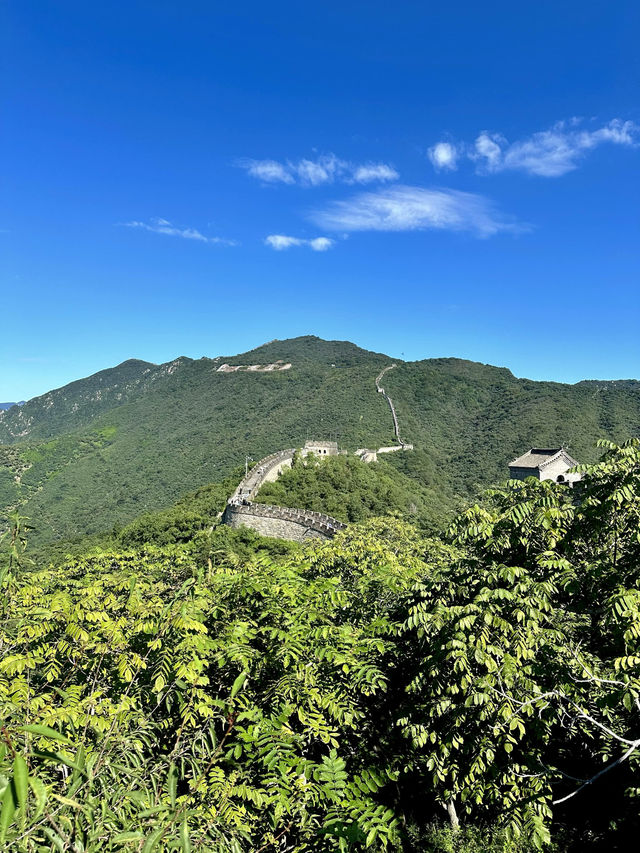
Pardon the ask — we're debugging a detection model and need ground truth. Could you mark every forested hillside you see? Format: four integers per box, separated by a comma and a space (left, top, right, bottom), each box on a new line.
1, 336, 638, 544
2, 440, 639, 851
254, 453, 444, 529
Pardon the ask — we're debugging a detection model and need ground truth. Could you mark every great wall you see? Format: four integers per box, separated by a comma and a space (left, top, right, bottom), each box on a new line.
222, 444, 348, 541
375, 364, 407, 447
222, 365, 412, 542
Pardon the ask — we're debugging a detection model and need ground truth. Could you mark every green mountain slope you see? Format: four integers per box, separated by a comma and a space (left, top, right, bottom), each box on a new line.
1, 336, 638, 543
0, 358, 159, 443
383, 358, 640, 498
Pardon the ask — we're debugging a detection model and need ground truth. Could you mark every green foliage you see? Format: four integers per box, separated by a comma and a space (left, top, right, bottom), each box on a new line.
396, 440, 640, 848
407, 823, 536, 853
255, 453, 440, 528
117, 471, 242, 548
1, 439, 640, 850
0, 522, 424, 850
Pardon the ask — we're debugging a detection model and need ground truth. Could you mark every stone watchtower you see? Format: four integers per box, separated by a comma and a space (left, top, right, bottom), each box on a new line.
508, 448, 581, 485
302, 440, 339, 457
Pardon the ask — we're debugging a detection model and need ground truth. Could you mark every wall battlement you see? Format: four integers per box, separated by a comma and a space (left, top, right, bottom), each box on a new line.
225, 447, 346, 541
230, 449, 296, 503
223, 501, 346, 542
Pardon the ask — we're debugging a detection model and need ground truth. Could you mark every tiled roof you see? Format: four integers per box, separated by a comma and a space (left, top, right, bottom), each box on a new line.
509, 448, 578, 469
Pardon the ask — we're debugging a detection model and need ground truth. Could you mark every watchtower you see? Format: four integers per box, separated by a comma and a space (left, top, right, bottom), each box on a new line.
303, 440, 339, 457
508, 448, 581, 484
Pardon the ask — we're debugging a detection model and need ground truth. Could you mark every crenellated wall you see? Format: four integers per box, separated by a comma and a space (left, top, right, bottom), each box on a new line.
229, 449, 296, 503
225, 447, 346, 541
223, 501, 346, 542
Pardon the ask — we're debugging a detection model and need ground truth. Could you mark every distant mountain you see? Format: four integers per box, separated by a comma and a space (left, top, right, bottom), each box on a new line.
0, 359, 157, 442
0, 402, 25, 411
1, 335, 638, 544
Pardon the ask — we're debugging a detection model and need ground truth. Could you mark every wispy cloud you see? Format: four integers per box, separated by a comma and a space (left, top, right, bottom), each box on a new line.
350, 163, 399, 183
474, 119, 638, 176
427, 142, 459, 172
243, 160, 295, 184
309, 185, 525, 238
265, 234, 335, 251
428, 119, 639, 177
238, 154, 399, 186
123, 218, 237, 245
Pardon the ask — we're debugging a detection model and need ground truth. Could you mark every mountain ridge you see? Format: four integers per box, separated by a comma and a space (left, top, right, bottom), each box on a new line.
1, 336, 639, 544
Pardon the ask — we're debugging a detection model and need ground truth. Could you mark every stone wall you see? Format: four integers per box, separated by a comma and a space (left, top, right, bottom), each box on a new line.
230, 449, 296, 503
539, 456, 580, 483
355, 444, 414, 464
508, 466, 535, 482
303, 440, 339, 457
225, 447, 347, 542
375, 364, 409, 448
222, 359, 416, 544
223, 502, 346, 542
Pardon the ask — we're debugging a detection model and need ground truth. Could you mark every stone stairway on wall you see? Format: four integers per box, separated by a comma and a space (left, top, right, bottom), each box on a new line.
230, 448, 296, 503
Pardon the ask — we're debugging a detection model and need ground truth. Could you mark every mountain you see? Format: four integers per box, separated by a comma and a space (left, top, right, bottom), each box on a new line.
0, 402, 25, 411
1, 336, 638, 544
0, 359, 158, 442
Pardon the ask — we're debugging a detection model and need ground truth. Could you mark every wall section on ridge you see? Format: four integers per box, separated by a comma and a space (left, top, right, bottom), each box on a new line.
223, 501, 346, 542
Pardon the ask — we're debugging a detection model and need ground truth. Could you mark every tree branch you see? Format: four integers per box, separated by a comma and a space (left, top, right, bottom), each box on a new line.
553, 740, 640, 805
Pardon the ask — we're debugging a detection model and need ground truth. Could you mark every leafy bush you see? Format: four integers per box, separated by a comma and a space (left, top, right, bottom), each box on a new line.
1, 441, 640, 850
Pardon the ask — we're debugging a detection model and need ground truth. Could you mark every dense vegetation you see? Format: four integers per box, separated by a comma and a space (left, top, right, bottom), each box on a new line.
1, 336, 639, 545
1, 440, 639, 851
255, 452, 447, 530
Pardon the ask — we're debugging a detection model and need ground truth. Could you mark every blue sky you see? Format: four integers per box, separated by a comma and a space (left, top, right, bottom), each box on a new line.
2, 0, 639, 400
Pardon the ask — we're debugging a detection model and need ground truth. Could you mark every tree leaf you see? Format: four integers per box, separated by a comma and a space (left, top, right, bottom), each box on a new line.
51, 793, 85, 810
142, 827, 165, 853
0, 784, 16, 845
230, 671, 247, 699
20, 724, 71, 745
168, 763, 177, 809
12, 755, 28, 813
33, 749, 86, 775
112, 831, 145, 843
28, 775, 47, 821
180, 817, 192, 853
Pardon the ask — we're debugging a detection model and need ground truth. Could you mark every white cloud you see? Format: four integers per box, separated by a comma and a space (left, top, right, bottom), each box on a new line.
243, 159, 294, 184
123, 218, 237, 245
264, 234, 335, 251
295, 155, 342, 185
264, 234, 301, 250
471, 119, 638, 177
310, 185, 525, 238
427, 142, 459, 171
238, 154, 398, 186
473, 133, 504, 170
308, 237, 333, 251
350, 163, 400, 183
